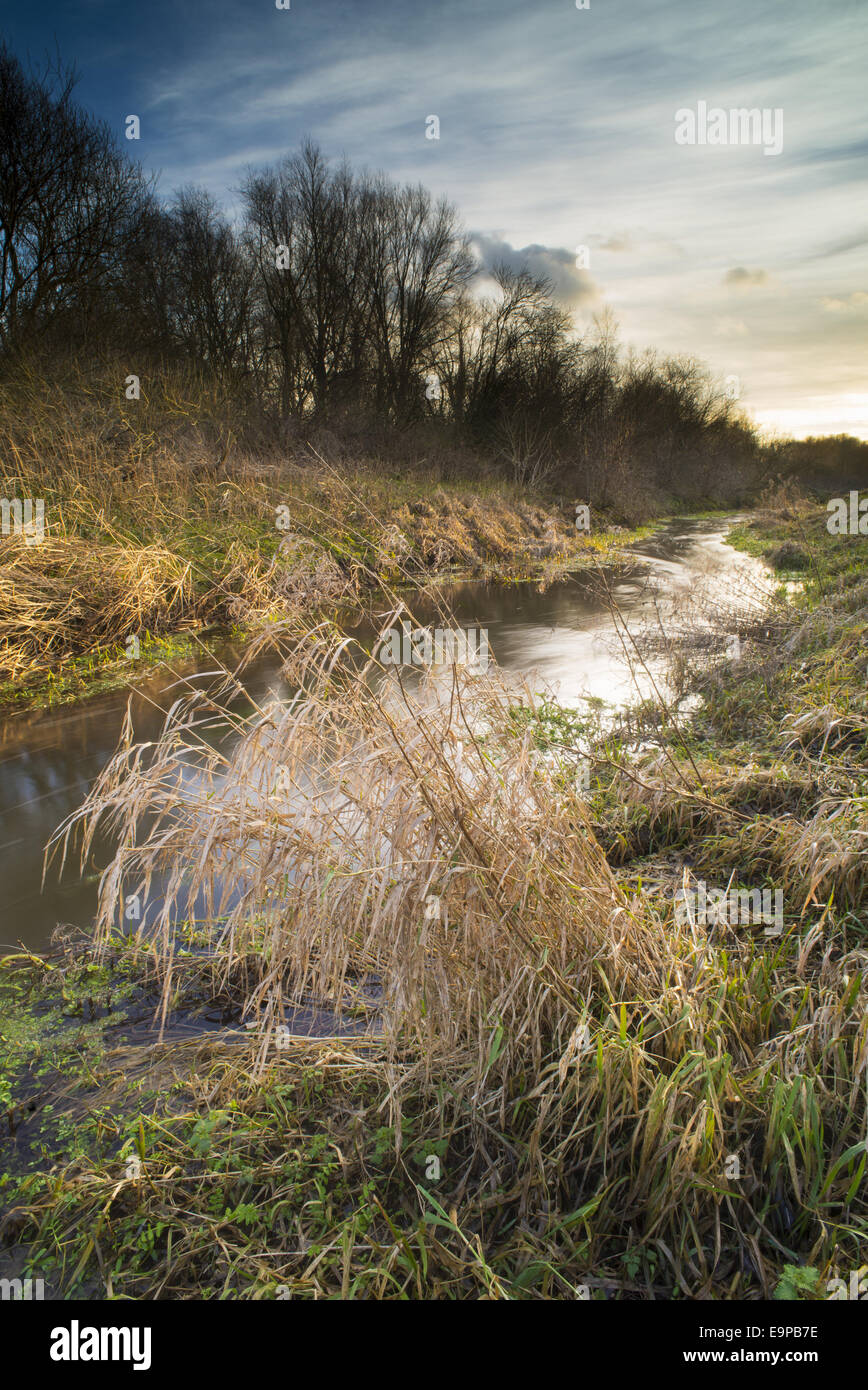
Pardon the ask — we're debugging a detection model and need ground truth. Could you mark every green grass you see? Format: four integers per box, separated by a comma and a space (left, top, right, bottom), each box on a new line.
0, 629, 228, 710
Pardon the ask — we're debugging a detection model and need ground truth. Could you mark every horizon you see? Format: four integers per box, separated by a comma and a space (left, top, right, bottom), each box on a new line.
3, 0, 866, 440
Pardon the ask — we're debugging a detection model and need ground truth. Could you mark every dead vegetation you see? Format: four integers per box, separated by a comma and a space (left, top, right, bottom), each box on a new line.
0, 533, 193, 682
0, 360, 625, 703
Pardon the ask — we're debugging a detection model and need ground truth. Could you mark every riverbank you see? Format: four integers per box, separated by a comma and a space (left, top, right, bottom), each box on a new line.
0, 516, 747, 957
0, 459, 648, 714
0, 357, 659, 713
1, 484, 865, 1300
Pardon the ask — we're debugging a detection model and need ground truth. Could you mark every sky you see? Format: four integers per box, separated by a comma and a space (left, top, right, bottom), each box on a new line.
2, 0, 867, 438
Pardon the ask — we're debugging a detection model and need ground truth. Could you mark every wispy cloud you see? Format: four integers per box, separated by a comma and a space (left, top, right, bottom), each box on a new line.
724, 268, 769, 290
820, 291, 868, 312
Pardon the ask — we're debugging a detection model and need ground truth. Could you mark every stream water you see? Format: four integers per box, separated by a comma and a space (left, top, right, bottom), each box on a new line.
0, 516, 767, 954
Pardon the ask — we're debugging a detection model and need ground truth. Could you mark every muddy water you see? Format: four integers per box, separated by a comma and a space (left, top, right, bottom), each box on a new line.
0, 517, 766, 953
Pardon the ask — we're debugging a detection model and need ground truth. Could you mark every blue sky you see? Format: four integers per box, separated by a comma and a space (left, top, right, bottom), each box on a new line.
3, 0, 867, 436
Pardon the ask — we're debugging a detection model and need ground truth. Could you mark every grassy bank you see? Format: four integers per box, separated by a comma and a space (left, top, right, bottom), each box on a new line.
0, 361, 646, 713
1, 482, 866, 1300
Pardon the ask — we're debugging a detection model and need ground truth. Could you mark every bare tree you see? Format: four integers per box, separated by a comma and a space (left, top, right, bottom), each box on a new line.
170, 188, 254, 378
365, 181, 473, 420
243, 142, 375, 417
0, 44, 149, 355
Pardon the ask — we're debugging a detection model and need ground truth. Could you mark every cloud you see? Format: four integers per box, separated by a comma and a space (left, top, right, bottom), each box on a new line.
802, 229, 868, 263
714, 317, 750, 338
470, 235, 600, 308
820, 291, 868, 313
724, 267, 769, 290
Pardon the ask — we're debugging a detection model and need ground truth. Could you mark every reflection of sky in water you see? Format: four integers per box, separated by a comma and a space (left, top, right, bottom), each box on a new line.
387, 522, 769, 710
0, 518, 769, 951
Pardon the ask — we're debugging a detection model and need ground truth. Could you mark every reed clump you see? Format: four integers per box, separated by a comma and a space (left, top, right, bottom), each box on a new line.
56, 615, 638, 1103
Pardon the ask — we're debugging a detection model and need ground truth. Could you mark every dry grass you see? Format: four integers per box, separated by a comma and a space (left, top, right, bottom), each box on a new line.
0, 533, 193, 681
0, 357, 621, 703
55, 614, 630, 1108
